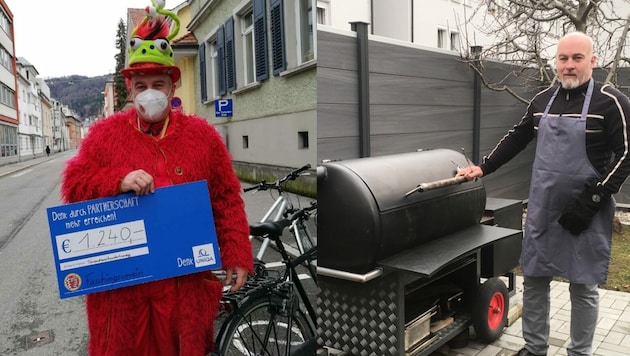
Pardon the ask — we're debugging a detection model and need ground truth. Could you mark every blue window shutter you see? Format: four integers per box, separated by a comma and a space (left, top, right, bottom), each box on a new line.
199, 42, 207, 102
254, 0, 268, 81
270, 0, 286, 75
216, 26, 226, 96
224, 17, 236, 91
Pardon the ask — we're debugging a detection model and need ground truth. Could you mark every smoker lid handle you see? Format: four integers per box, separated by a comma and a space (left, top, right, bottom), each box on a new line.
405, 176, 468, 196
317, 266, 383, 283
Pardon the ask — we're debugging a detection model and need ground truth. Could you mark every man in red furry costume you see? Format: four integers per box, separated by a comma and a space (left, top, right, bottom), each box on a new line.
60, 3, 253, 355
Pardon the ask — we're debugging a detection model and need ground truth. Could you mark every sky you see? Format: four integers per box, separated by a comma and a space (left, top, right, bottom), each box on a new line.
6, 0, 152, 79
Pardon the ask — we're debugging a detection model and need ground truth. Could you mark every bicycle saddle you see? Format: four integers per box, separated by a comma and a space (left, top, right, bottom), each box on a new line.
249, 219, 291, 239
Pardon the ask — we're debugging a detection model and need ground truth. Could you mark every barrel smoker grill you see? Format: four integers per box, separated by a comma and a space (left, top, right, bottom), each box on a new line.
317, 149, 523, 356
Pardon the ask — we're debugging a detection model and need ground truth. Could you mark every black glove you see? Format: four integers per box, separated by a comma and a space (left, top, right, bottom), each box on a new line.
558, 181, 608, 235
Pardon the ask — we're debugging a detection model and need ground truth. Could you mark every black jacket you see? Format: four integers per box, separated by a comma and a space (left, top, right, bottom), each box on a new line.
480, 80, 630, 196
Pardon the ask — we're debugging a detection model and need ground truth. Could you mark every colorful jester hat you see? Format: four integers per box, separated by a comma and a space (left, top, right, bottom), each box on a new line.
120, 0, 181, 82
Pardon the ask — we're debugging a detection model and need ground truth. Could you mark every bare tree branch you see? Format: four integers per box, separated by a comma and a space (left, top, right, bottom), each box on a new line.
461, 0, 627, 100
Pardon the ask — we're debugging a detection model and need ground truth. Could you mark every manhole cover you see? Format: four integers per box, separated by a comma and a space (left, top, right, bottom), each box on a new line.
25, 330, 54, 349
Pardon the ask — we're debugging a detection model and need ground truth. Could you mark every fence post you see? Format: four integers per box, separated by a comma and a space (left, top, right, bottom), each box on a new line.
471, 45, 483, 164
351, 21, 371, 158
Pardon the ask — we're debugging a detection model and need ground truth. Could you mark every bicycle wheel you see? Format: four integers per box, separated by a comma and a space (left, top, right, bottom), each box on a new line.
216, 295, 314, 355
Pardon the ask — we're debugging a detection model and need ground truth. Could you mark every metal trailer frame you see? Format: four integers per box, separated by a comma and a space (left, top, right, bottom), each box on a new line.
317, 198, 523, 356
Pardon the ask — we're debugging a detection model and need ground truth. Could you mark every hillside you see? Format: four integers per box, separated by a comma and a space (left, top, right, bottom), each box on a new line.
46, 75, 110, 120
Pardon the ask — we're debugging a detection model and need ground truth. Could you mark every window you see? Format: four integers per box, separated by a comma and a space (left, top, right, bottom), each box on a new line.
0, 46, 11, 70
200, 24, 229, 98
0, 10, 10, 37
316, 1, 329, 25
208, 41, 219, 98
298, 0, 314, 63
242, 135, 249, 149
232, 0, 269, 89
298, 131, 309, 149
275, 0, 318, 72
0, 84, 14, 108
239, 7, 256, 86
437, 29, 446, 48
450, 31, 459, 51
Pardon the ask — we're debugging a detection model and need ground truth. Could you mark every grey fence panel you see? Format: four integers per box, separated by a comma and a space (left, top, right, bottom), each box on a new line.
318, 137, 361, 162
370, 105, 475, 134
370, 74, 472, 106
318, 68, 359, 104
317, 103, 359, 138
317, 29, 358, 71
369, 40, 471, 81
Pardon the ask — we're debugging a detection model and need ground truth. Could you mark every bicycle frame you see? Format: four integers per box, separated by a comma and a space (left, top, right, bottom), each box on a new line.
290, 218, 315, 253
251, 194, 290, 260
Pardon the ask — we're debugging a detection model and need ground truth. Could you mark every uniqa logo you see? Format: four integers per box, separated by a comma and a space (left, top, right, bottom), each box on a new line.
196, 248, 214, 264
192, 243, 216, 268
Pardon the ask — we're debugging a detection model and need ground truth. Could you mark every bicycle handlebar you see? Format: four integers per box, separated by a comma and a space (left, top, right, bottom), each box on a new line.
285, 202, 317, 221
243, 182, 264, 192
280, 164, 311, 183
243, 164, 312, 192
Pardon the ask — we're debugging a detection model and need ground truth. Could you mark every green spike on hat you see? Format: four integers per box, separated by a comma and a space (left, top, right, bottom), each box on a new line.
121, 0, 181, 82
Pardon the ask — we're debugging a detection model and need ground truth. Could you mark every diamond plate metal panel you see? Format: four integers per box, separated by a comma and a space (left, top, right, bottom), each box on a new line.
317, 273, 403, 355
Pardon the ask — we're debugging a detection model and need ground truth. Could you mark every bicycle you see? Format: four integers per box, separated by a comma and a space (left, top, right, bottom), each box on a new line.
214, 206, 318, 355
243, 164, 316, 261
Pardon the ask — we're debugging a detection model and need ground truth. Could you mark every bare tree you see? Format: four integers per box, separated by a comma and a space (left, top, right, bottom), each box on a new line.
464, 0, 630, 103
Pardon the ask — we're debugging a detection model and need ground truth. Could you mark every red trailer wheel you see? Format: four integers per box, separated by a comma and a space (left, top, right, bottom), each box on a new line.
472, 277, 508, 342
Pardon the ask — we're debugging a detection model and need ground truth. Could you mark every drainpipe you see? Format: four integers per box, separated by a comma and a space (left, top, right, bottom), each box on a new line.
351, 21, 371, 158
471, 45, 483, 164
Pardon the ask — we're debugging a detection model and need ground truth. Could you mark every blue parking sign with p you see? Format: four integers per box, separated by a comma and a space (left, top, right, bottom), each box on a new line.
215, 99, 233, 117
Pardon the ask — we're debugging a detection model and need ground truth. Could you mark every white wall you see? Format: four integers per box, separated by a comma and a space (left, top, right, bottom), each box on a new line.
328, 0, 370, 30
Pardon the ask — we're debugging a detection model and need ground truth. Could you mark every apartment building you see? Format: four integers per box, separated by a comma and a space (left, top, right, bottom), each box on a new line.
51, 99, 69, 152
16, 57, 42, 160
0, 2, 19, 166
37, 77, 52, 150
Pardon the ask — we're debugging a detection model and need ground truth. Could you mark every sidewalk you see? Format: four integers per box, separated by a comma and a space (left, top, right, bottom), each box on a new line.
442, 276, 630, 356
2, 154, 628, 356
0, 152, 69, 178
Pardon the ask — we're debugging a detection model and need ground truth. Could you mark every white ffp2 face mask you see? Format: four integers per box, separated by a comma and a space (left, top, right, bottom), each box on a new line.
134, 89, 169, 122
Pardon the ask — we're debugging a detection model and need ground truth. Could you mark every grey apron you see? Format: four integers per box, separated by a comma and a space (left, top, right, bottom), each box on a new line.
521, 79, 615, 285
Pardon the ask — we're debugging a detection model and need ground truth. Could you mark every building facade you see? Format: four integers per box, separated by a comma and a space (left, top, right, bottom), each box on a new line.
16, 57, 42, 160
51, 99, 69, 152
186, 0, 317, 185
0, 2, 19, 166
37, 77, 52, 150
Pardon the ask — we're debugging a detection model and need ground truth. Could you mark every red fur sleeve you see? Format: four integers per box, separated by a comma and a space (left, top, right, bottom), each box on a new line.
61, 113, 137, 203
202, 124, 253, 273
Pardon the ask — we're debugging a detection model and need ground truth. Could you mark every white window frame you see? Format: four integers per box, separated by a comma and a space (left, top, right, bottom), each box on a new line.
208, 38, 219, 100
282, 0, 317, 71
450, 31, 460, 51
297, 0, 315, 64
231, 1, 261, 91
316, 0, 329, 26
437, 28, 446, 49
203, 30, 221, 102
237, 3, 256, 86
